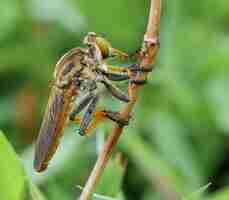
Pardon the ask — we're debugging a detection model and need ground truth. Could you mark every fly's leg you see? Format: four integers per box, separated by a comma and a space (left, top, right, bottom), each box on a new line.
69, 92, 94, 135
101, 77, 130, 103
70, 109, 105, 136
103, 71, 130, 81
70, 109, 130, 136
130, 38, 159, 84
104, 64, 154, 85
78, 95, 99, 136
69, 93, 98, 136
79, 110, 106, 136
101, 64, 130, 81
130, 63, 153, 73
110, 47, 129, 60
69, 93, 94, 120
100, 64, 151, 103
84, 109, 129, 135
128, 63, 154, 85
102, 109, 129, 126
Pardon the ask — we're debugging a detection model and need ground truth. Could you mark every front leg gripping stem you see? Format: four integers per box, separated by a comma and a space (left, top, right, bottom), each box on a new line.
103, 110, 130, 127
129, 63, 154, 85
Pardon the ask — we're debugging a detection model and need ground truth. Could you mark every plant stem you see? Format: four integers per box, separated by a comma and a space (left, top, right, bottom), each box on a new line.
79, 0, 161, 199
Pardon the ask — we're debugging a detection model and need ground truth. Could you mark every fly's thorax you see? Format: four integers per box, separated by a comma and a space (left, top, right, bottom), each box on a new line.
54, 48, 86, 79
54, 61, 86, 90
82, 67, 98, 80
78, 78, 97, 92
85, 45, 103, 68
90, 45, 103, 61
97, 62, 108, 73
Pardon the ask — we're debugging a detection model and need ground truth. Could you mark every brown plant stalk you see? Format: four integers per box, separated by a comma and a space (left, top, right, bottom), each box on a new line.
79, 0, 161, 199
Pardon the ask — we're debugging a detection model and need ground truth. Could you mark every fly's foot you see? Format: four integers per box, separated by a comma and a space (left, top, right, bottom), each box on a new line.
130, 63, 153, 73
130, 78, 147, 85
78, 128, 86, 136
129, 63, 154, 85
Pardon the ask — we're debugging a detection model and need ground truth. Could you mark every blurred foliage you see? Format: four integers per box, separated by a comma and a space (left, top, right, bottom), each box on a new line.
1, 0, 229, 199
0, 130, 45, 200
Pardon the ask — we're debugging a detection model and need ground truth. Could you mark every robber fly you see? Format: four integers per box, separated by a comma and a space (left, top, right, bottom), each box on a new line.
34, 32, 150, 172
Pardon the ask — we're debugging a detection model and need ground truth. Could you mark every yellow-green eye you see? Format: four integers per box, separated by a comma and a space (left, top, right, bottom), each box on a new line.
95, 37, 111, 59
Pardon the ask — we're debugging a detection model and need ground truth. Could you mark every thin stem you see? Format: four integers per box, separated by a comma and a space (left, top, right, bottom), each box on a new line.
79, 0, 161, 199
145, 0, 161, 40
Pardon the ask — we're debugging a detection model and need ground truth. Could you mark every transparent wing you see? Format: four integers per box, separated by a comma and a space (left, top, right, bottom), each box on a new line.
34, 86, 75, 172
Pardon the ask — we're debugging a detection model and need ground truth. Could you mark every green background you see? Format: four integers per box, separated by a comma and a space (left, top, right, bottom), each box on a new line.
1, 0, 229, 199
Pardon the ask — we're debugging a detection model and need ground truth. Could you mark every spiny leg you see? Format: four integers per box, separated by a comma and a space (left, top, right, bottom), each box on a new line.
105, 65, 129, 74
103, 71, 130, 81
102, 109, 129, 126
128, 63, 154, 85
71, 109, 130, 136
99, 64, 150, 102
101, 77, 129, 103
101, 63, 153, 84
98, 65, 131, 103
69, 92, 96, 136
81, 110, 106, 136
85, 109, 129, 135
69, 92, 94, 121
78, 95, 99, 136
130, 63, 153, 73
99, 64, 130, 81
69, 91, 129, 136
70, 110, 105, 136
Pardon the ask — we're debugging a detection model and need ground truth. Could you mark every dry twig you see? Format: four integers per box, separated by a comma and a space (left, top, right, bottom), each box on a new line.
79, 0, 161, 199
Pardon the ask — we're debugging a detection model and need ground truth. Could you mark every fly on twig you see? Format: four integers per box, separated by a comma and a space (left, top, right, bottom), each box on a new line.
34, 32, 149, 172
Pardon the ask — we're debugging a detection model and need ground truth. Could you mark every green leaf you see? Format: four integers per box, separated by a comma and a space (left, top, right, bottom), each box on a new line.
0, 130, 45, 200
